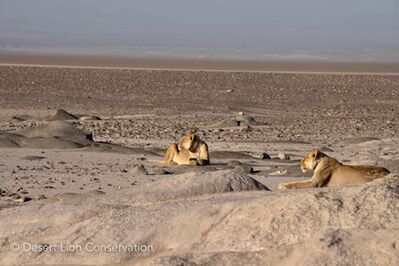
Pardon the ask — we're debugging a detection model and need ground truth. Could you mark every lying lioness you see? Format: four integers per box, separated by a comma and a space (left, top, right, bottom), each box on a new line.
164, 130, 210, 166
278, 149, 390, 189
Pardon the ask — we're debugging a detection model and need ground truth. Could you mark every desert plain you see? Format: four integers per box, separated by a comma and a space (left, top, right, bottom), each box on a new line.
0, 56, 398, 265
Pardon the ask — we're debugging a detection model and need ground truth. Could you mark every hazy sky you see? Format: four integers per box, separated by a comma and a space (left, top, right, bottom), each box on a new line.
0, 0, 398, 49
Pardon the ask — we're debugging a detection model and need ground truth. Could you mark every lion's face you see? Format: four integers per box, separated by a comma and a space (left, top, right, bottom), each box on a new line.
300, 149, 321, 172
180, 131, 198, 151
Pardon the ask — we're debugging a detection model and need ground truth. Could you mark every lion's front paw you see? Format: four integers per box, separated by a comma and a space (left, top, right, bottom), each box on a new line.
189, 158, 199, 166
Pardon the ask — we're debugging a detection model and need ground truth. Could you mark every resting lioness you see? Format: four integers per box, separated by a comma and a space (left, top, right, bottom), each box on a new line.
164, 130, 210, 166
278, 149, 390, 189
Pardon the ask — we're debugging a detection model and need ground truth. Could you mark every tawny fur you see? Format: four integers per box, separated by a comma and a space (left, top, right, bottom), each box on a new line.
164, 130, 210, 166
278, 149, 390, 190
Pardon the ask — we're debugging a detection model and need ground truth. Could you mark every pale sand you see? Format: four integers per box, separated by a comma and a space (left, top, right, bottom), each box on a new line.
1, 52, 399, 74
0, 59, 398, 265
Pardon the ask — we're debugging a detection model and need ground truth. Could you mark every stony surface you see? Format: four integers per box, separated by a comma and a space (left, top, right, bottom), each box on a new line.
0, 65, 398, 265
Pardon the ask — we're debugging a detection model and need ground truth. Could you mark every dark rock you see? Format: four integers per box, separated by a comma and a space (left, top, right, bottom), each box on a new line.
261, 152, 271, 160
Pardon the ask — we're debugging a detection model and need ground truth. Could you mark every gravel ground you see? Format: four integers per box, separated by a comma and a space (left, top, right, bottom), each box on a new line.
1, 65, 398, 144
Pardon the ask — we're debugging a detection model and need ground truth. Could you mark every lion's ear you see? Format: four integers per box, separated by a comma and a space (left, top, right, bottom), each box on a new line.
312, 149, 320, 159
188, 129, 197, 135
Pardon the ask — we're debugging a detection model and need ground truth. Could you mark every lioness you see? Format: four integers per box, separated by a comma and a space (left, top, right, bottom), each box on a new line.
278, 149, 390, 189
164, 130, 210, 166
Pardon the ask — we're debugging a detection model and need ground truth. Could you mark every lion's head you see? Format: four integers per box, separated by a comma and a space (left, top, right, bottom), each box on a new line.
300, 149, 323, 172
179, 130, 198, 151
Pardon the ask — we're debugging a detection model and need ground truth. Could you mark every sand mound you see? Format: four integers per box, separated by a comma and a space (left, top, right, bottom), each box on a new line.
128, 164, 148, 176
21, 137, 84, 149
169, 165, 221, 175
0, 121, 92, 149
0, 175, 397, 265
130, 170, 269, 204
47, 109, 78, 121
0, 132, 21, 148
16, 121, 90, 143
209, 113, 262, 128
210, 150, 256, 160
211, 118, 240, 128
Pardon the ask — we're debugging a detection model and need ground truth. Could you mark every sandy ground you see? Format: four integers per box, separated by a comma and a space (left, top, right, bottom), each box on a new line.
1, 52, 399, 73
0, 59, 398, 265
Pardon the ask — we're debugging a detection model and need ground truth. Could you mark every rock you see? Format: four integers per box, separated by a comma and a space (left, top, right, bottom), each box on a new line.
79, 115, 101, 121
278, 153, 290, 160
21, 156, 46, 161
241, 125, 253, 132
149, 167, 171, 175
10, 116, 25, 122
10, 194, 31, 203
10, 194, 21, 200
268, 170, 288, 176
37, 195, 47, 200
169, 165, 218, 175
47, 109, 77, 121
236, 113, 257, 126
261, 152, 272, 160
227, 160, 242, 167
234, 165, 254, 174
1, 120, 94, 149
15, 196, 32, 203
1, 176, 399, 265
128, 164, 148, 176
210, 113, 260, 128
16, 121, 88, 142
131, 170, 269, 204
